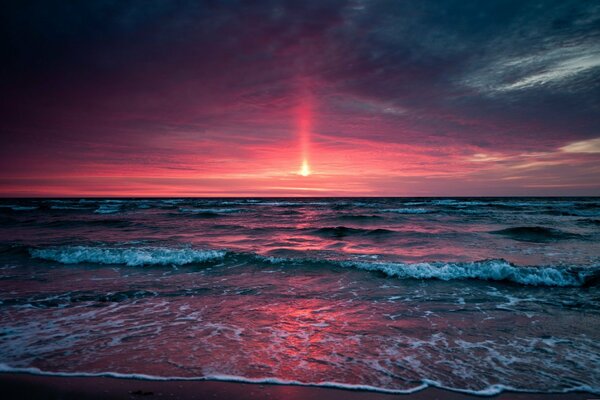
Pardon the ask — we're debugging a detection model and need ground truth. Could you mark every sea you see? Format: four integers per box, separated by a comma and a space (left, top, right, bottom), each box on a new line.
0, 197, 598, 395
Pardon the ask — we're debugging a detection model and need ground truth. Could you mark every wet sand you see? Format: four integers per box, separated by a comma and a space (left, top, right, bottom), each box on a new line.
0, 373, 594, 400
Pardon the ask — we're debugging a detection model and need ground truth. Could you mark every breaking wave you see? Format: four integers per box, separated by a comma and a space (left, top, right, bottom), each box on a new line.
380, 208, 430, 214
26, 245, 598, 287
342, 259, 593, 287
29, 246, 226, 266
94, 204, 121, 214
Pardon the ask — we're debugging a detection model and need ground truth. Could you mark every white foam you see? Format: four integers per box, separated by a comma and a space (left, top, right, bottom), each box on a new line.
380, 208, 429, 214
26, 245, 595, 286
94, 204, 121, 214
242, 253, 592, 287
343, 259, 589, 286
254, 201, 328, 206
29, 246, 226, 266
250, 252, 592, 286
0, 363, 427, 392
430, 200, 458, 205
0, 364, 596, 396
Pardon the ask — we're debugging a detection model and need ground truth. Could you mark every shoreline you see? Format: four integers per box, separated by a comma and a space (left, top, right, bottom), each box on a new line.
0, 373, 594, 400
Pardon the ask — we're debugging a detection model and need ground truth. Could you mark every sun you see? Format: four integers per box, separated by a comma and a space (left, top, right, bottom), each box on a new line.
299, 159, 311, 176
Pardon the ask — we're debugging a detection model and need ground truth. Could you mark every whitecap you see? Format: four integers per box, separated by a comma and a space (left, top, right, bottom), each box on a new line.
30, 246, 226, 266
380, 208, 429, 214
343, 259, 589, 287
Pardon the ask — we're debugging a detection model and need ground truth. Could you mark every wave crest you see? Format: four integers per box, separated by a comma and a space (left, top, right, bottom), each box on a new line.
490, 226, 581, 242
343, 259, 591, 287
0, 363, 596, 396
381, 208, 429, 214
30, 246, 226, 266
26, 245, 597, 286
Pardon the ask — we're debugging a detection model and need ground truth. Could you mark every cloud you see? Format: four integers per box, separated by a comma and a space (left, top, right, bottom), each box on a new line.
560, 137, 600, 153
468, 45, 600, 92
501, 52, 600, 91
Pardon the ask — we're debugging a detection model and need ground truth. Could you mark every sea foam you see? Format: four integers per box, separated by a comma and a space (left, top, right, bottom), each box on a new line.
343, 259, 589, 287
380, 208, 429, 214
27, 245, 596, 286
0, 364, 596, 396
94, 204, 121, 214
30, 246, 226, 266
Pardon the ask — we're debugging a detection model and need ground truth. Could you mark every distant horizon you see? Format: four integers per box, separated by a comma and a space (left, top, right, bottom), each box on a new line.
2, 195, 599, 199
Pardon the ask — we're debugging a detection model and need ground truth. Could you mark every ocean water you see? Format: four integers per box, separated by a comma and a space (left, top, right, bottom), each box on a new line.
0, 197, 599, 395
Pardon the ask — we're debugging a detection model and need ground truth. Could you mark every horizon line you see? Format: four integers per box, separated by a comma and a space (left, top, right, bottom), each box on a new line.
1, 195, 599, 199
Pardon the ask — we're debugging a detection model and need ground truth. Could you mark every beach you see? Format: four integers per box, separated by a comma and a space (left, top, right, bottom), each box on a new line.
0, 373, 593, 400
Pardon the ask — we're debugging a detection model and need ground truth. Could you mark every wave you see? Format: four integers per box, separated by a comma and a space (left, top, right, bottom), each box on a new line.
380, 208, 430, 214
94, 205, 121, 214
177, 208, 243, 217
25, 245, 598, 286
342, 259, 594, 287
336, 214, 383, 221
0, 364, 596, 396
490, 226, 581, 242
313, 226, 395, 237
30, 246, 226, 266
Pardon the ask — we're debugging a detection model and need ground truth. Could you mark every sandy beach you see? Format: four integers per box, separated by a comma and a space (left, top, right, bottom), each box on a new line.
0, 373, 594, 400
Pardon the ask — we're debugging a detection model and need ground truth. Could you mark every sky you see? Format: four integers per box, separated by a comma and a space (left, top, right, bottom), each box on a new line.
1, 0, 599, 197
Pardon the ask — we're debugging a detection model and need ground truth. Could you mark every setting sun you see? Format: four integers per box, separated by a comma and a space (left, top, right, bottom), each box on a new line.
299, 159, 311, 176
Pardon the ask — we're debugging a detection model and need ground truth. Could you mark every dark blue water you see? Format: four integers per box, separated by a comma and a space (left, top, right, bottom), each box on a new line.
0, 198, 599, 395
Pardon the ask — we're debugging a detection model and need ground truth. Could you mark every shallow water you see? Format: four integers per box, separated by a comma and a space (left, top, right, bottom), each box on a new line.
0, 198, 599, 395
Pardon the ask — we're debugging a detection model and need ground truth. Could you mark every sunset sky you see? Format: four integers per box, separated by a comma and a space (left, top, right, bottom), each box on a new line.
1, 0, 599, 196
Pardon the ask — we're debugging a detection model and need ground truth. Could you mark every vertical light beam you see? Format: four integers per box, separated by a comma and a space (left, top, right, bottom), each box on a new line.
297, 90, 312, 176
